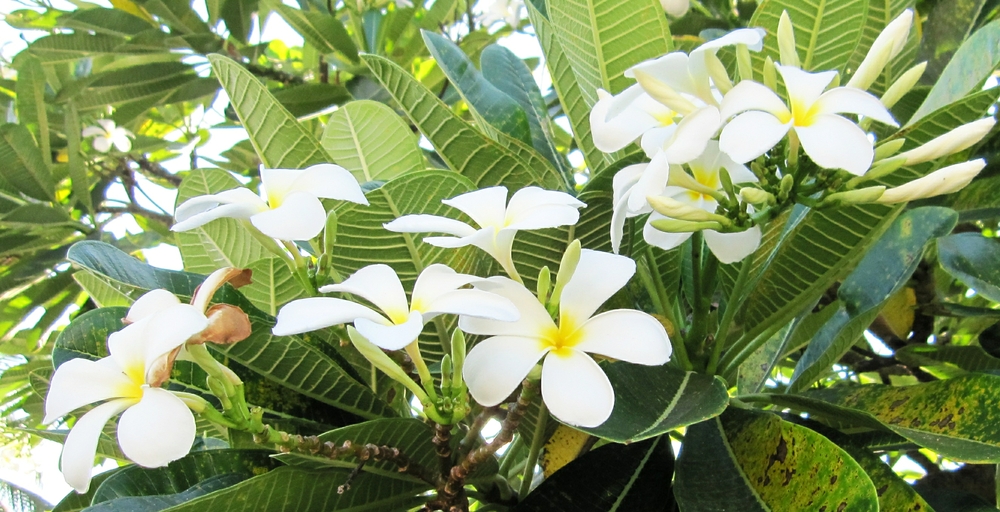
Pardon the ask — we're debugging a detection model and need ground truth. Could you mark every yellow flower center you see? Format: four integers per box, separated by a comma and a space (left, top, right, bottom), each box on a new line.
653, 110, 676, 127
685, 165, 721, 202
117, 362, 147, 400
541, 316, 584, 358
779, 98, 819, 127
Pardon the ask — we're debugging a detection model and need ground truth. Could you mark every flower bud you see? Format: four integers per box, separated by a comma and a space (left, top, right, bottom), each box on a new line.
649, 218, 724, 233
450, 329, 466, 394
648, 196, 731, 225
874, 139, 906, 161
880, 62, 925, 108
777, 173, 793, 200
763, 56, 778, 91
819, 186, 886, 207
739, 187, 775, 205
347, 326, 429, 403
895, 118, 996, 165
877, 159, 986, 203
847, 9, 913, 91
536, 266, 552, 304
778, 11, 800, 68
550, 239, 582, 307
705, 52, 733, 95
736, 43, 753, 82
633, 69, 698, 115
660, 0, 689, 17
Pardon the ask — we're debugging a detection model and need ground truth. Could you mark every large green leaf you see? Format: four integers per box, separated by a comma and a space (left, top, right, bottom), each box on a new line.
52, 468, 123, 512
580, 365, 728, 443
0, 124, 54, 201
319, 100, 424, 183
547, 0, 672, 102
894, 345, 1000, 372
65, 241, 392, 419
777, 374, 1000, 462
269, 83, 351, 118
525, 1, 615, 174
360, 54, 566, 191
173, 169, 271, 275
140, 0, 211, 34
220, 0, 255, 43
59, 8, 155, 36
674, 409, 879, 511
844, 445, 936, 512
208, 54, 332, 169
515, 436, 673, 511
14, 54, 49, 163
239, 257, 306, 316
84, 474, 245, 512
269, 4, 358, 62
750, 0, 869, 72
90, 450, 279, 505
938, 233, 1000, 303
28, 33, 135, 62
481, 44, 569, 177
67, 62, 198, 111
423, 32, 532, 146
788, 207, 958, 391
910, 18, 1000, 124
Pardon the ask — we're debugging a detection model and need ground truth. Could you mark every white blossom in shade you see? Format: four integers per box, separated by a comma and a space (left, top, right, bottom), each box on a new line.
383, 186, 585, 282
660, 0, 689, 17
877, 159, 986, 204
460, 250, 671, 428
894, 118, 996, 166
476, 0, 523, 27
396, 0, 413, 6
43, 290, 209, 493
846, 9, 913, 91
171, 164, 368, 241
82, 119, 134, 153
719, 64, 898, 175
272, 263, 519, 350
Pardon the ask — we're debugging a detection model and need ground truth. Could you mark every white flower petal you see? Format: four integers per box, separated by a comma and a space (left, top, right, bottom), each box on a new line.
796, 115, 874, 175
126, 289, 181, 323
272, 297, 387, 336
97, 119, 117, 132
91, 136, 112, 153
813, 87, 897, 126
411, 264, 478, 307
591, 88, 662, 153
719, 80, 789, 120
442, 186, 508, 229
117, 388, 195, 467
355, 311, 424, 350
289, 163, 368, 204
660, 0, 689, 17
640, 125, 678, 158
460, 277, 554, 336
82, 126, 105, 138
719, 111, 790, 163
250, 191, 327, 240
44, 358, 133, 423
704, 226, 762, 264
559, 249, 636, 321
107, 320, 151, 381
613, 164, 647, 205
627, 53, 695, 95
111, 131, 133, 152
464, 335, 548, 407
540, 350, 614, 428
172, 188, 268, 232
259, 168, 307, 205
575, 310, 671, 364
144, 304, 208, 368
662, 106, 721, 164
504, 187, 585, 230
383, 215, 477, 238
320, 264, 410, 322
628, 150, 671, 212
424, 289, 520, 322
603, 84, 645, 121
611, 191, 632, 255
695, 27, 766, 53
61, 399, 133, 493
777, 65, 837, 107
643, 213, 693, 250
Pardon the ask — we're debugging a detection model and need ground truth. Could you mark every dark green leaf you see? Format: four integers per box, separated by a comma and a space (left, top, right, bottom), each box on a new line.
938, 233, 1000, 303
221, 0, 256, 43
270, 83, 351, 118
28, 33, 135, 62
895, 345, 1000, 372
60, 8, 155, 36
13, 54, 49, 163
84, 473, 245, 512
270, 4, 359, 62
0, 124, 54, 201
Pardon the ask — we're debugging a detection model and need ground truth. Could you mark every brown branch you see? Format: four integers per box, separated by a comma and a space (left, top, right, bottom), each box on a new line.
98, 205, 174, 226
244, 63, 305, 86
133, 157, 182, 187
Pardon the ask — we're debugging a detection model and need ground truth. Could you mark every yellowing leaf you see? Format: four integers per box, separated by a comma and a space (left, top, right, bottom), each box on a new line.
110, 0, 156, 24
880, 286, 916, 339
541, 424, 594, 477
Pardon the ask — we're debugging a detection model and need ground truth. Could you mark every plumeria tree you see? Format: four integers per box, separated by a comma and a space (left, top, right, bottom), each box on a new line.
4, 0, 1000, 510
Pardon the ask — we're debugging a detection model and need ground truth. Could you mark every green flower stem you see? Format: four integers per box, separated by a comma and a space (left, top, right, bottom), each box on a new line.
686, 233, 712, 361
280, 240, 317, 296
404, 342, 439, 403
497, 435, 523, 477
518, 400, 547, 500
787, 130, 800, 168
706, 255, 753, 375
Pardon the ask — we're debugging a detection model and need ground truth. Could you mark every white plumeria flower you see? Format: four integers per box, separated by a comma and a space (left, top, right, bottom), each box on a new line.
894, 117, 996, 166
82, 119, 134, 153
877, 159, 986, 204
719, 64, 898, 175
660, 0, 689, 17
461, 250, 671, 427
846, 9, 913, 91
611, 142, 760, 263
591, 28, 765, 160
172, 164, 368, 241
384, 186, 585, 282
476, 0, 523, 27
272, 263, 518, 350
44, 290, 209, 493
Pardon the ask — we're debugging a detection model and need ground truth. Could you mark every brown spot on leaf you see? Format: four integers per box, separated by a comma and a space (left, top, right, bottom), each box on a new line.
830, 475, 838, 485
837, 502, 847, 512
877, 484, 888, 496
890, 399, 907, 410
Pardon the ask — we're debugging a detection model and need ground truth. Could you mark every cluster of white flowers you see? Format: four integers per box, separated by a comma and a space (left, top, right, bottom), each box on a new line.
592, 10, 994, 263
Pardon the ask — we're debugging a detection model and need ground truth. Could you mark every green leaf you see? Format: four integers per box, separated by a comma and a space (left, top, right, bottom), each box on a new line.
909, 18, 1000, 124
846, 447, 934, 512
785, 374, 1000, 462
0, 124, 54, 201
274, 418, 497, 484
547, 0, 672, 100
269, 4, 359, 62
85, 474, 246, 512
525, 1, 615, 174
13, 54, 49, 164
938, 233, 1000, 303
580, 365, 728, 443
51, 307, 127, 368
28, 33, 135, 62
239, 257, 306, 316
52, 468, 123, 512
423, 32, 532, 146
360, 54, 566, 191
674, 409, 879, 511
69, 62, 198, 111
270, 83, 351, 118
750, 0, 870, 72
515, 436, 673, 511
158, 466, 426, 512
140, 0, 211, 34
74, 271, 133, 307
895, 345, 1000, 372
737, 320, 795, 395
65, 101, 92, 214
208, 54, 332, 169
59, 8, 155, 36
173, 169, 271, 274
320, 100, 424, 183
221, 0, 256, 43
65, 241, 392, 419
788, 207, 958, 391
91, 450, 280, 504
480, 44, 569, 176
